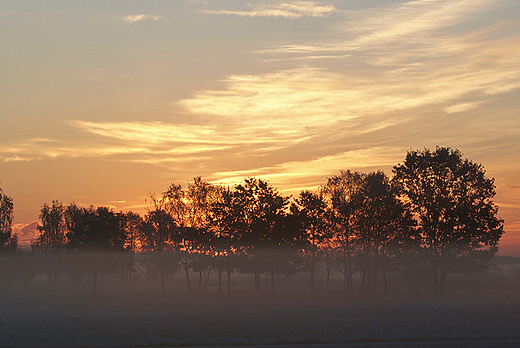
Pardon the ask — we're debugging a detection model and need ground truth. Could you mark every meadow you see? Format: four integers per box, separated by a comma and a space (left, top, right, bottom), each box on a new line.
2, 263, 520, 348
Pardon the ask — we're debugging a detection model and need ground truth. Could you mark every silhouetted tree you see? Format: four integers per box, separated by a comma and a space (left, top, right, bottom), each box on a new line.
163, 177, 218, 291
209, 185, 240, 291
292, 190, 330, 291
231, 178, 290, 290
351, 171, 415, 293
140, 206, 180, 293
0, 187, 17, 251
393, 147, 504, 294
63, 204, 129, 292
31, 200, 68, 285
323, 170, 365, 291
35, 200, 67, 252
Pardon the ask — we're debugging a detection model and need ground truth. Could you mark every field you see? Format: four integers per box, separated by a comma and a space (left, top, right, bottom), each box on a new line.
2, 270, 520, 348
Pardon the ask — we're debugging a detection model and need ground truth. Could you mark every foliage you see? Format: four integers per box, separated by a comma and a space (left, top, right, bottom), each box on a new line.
392, 147, 504, 293
0, 187, 17, 251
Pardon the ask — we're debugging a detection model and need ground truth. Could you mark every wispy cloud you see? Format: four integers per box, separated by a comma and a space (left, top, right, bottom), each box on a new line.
70, 120, 290, 145
187, 0, 520, 126
203, 1, 335, 19
211, 147, 404, 193
123, 14, 162, 23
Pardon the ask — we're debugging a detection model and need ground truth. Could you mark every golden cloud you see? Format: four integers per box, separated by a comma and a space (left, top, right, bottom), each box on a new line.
203, 1, 335, 19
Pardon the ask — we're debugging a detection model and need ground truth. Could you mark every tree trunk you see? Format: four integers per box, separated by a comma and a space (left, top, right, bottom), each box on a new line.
432, 267, 439, 294
227, 270, 231, 291
360, 270, 366, 292
346, 269, 353, 292
382, 264, 387, 294
160, 269, 165, 293
255, 272, 260, 291
310, 269, 315, 291
199, 271, 202, 292
184, 255, 192, 292
439, 268, 447, 294
93, 273, 98, 294
218, 269, 223, 292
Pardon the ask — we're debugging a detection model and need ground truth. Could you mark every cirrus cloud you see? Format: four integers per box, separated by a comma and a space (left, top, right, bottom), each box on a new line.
202, 1, 335, 19
123, 14, 162, 23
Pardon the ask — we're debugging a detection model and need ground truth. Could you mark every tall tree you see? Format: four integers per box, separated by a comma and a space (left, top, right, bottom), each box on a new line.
140, 208, 179, 293
393, 147, 504, 294
163, 177, 218, 292
322, 170, 365, 291
351, 171, 415, 292
232, 177, 290, 291
0, 187, 17, 251
209, 185, 240, 291
292, 190, 330, 291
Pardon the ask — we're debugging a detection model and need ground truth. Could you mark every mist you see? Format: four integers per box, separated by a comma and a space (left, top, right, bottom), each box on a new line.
1, 251, 520, 347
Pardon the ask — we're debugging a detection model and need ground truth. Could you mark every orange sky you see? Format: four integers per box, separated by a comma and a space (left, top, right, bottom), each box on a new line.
1, 0, 519, 254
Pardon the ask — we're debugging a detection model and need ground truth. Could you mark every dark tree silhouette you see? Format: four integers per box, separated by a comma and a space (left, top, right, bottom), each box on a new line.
209, 185, 241, 291
32, 200, 68, 285
163, 177, 217, 291
35, 200, 67, 252
350, 171, 415, 292
0, 187, 17, 251
65, 205, 127, 251
322, 170, 365, 291
63, 204, 129, 292
393, 147, 504, 294
141, 209, 179, 293
292, 190, 330, 291
231, 177, 290, 290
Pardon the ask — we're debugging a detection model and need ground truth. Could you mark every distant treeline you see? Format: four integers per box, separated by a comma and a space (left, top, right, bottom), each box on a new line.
0, 147, 504, 294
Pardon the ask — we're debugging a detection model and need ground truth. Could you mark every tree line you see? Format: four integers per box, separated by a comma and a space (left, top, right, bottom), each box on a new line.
0, 147, 504, 294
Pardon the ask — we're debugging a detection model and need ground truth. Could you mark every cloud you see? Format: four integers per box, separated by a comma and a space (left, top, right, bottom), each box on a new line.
123, 14, 162, 23
211, 147, 403, 193
11, 221, 39, 246
203, 1, 335, 19
444, 101, 489, 114
187, 0, 520, 126
261, 0, 498, 56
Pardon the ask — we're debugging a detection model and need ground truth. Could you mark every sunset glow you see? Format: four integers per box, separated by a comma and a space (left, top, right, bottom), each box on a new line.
1, 0, 519, 254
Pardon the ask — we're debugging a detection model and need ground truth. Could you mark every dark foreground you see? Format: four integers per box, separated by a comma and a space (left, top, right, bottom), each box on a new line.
2, 288, 520, 347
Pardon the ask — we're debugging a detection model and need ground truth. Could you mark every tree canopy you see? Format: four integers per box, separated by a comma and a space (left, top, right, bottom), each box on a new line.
393, 147, 504, 293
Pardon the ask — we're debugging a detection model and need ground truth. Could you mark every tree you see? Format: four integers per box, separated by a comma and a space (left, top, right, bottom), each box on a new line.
322, 170, 365, 291
65, 205, 127, 252
63, 204, 129, 292
140, 208, 180, 293
393, 147, 504, 294
0, 187, 17, 251
163, 177, 218, 292
35, 200, 67, 252
209, 185, 240, 291
230, 177, 291, 291
350, 171, 415, 293
292, 190, 330, 291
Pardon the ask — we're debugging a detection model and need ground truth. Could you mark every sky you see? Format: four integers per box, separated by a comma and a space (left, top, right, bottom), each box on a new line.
1, 0, 519, 254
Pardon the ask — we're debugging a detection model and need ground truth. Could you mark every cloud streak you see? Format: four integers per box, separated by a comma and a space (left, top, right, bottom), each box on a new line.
123, 14, 162, 23
203, 1, 335, 19
211, 147, 404, 193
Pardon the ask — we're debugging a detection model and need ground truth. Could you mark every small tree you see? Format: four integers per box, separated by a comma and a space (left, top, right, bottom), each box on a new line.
0, 187, 17, 251
35, 200, 67, 252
